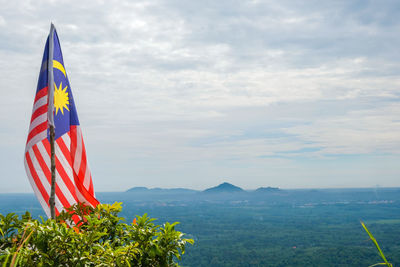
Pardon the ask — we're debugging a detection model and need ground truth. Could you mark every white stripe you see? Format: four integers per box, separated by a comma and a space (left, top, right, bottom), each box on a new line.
54, 168, 77, 207
35, 141, 70, 212
55, 139, 78, 205
76, 126, 96, 198
73, 127, 82, 173
25, 131, 47, 152
74, 130, 91, 190
75, 189, 86, 204
61, 133, 71, 150
54, 164, 77, 207
83, 162, 91, 190
28, 113, 47, 133
36, 142, 50, 167
54, 194, 66, 214
75, 189, 95, 207
24, 157, 50, 218
56, 140, 74, 181
70, 127, 95, 205
32, 95, 47, 114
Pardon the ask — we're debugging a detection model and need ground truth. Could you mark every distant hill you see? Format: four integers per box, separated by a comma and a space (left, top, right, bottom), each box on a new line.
126, 183, 280, 195
203, 182, 244, 193
126, 187, 149, 192
255, 186, 280, 193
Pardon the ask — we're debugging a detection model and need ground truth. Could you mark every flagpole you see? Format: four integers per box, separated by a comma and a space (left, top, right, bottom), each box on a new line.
48, 23, 56, 220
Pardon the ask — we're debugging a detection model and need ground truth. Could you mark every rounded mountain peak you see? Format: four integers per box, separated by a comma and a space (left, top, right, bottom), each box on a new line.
204, 182, 244, 193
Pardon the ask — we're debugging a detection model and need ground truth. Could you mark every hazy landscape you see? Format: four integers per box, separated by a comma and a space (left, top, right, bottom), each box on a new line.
2, 1, 400, 266
1, 183, 400, 266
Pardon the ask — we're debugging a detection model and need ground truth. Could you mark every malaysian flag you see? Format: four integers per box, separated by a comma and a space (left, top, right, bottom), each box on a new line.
24, 25, 99, 218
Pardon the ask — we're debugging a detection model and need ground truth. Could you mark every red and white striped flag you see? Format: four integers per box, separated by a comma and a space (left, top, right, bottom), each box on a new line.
24, 25, 99, 218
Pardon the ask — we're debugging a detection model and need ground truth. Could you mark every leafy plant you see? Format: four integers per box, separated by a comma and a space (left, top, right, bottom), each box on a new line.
0, 202, 193, 266
361, 221, 393, 267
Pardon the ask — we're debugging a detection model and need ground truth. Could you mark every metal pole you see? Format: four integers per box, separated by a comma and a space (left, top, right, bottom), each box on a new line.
49, 125, 56, 219
48, 23, 56, 219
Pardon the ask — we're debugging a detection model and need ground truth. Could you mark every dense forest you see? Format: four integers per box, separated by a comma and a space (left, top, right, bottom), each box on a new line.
1, 187, 400, 266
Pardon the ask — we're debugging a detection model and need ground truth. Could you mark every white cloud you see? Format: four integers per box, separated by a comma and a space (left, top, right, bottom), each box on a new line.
1, 0, 400, 191
283, 102, 400, 155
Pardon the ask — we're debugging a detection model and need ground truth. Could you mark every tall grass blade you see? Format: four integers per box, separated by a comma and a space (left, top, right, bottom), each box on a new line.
2, 253, 11, 267
10, 230, 33, 267
361, 221, 392, 267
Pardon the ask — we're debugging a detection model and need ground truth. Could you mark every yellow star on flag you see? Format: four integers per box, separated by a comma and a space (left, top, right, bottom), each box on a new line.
54, 82, 70, 115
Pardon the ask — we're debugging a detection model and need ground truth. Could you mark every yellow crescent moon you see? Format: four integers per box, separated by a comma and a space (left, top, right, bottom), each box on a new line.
53, 60, 66, 77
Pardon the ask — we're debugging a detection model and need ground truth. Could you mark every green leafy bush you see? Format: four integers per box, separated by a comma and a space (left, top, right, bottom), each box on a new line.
0, 202, 193, 266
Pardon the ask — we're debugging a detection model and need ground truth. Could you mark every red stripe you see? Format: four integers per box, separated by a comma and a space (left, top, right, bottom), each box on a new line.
74, 179, 99, 207
30, 105, 47, 123
88, 177, 94, 195
56, 138, 72, 166
25, 151, 50, 206
32, 144, 73, 209
26, 121, 47, 143
55, 155, 78, 203
34, 87, 47, 102
32, 145, 51, 182
72, 214, 81, 225
43, 139, 51, 155
77, 141, 87, 184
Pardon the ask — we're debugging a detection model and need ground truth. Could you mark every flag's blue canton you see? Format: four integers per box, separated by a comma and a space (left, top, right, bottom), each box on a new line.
48, 30, 80, 140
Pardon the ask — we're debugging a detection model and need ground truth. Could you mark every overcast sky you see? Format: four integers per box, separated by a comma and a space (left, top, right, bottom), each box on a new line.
1, 0, 400, 192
